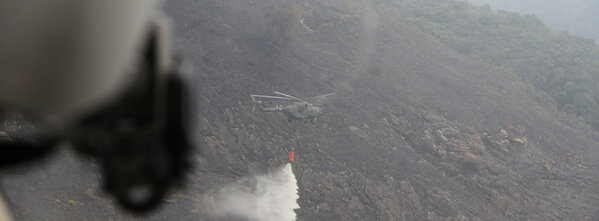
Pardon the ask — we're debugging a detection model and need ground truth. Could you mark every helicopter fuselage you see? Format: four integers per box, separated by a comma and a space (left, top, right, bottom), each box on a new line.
251, 92, 333, 122
263, 101, 321, 121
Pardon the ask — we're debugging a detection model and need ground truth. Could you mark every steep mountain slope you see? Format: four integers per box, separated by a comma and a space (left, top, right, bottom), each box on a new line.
3, 0, 599, 220
400, 1, 599, 131
469, 0, 599, 41
163, 0, 599, 220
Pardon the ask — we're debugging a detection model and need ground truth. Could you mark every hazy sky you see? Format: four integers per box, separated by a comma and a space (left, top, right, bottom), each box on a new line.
468, 0, 599, 42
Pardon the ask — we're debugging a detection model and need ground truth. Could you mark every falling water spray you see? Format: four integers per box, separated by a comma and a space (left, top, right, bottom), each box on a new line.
206, 163, 300, 221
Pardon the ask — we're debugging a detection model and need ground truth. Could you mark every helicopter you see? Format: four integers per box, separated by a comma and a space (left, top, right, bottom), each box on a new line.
250, 92, 335, 122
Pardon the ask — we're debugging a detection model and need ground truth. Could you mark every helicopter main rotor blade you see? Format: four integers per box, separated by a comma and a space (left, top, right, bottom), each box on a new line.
274, 92, 302, 101
306, 93, 336, 104
250, 94, 294, 102
307, 93, 336, 100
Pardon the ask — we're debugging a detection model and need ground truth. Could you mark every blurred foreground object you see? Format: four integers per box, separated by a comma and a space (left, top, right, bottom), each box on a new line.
0, 0, 191, 213
0, 193, 11, 221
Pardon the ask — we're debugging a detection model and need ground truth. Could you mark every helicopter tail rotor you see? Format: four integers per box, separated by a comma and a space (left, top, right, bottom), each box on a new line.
251, 100, 263, 112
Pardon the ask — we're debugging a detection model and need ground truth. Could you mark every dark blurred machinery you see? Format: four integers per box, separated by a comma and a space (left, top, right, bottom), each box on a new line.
66, 30, 192, 212
0, 0, 191, 214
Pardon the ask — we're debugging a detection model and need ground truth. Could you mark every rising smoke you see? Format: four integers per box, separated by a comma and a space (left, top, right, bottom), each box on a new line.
205, 163, 300, 221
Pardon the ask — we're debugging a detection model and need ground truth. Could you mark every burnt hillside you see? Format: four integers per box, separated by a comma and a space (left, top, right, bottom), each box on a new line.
3, 0, 599, 220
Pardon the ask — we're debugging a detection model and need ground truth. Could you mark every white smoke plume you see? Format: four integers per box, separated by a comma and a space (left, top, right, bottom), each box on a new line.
206, 163, 300, 221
